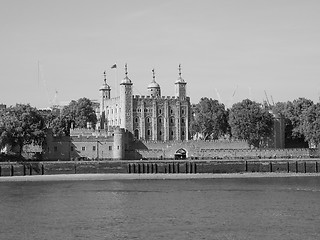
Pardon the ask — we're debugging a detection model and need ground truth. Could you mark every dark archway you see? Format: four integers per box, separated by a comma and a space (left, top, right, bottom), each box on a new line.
134, 129, 139, 139
174, 148, 187, 160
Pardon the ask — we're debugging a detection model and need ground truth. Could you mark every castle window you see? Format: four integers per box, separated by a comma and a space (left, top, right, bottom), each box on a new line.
181, 109, 185, 115
146, 117, 150, 123
159, 109, 162, 114
134, 129, 139, 139
182, 131, 185, 136
147, 129, 151, 136
171, 131, 174, 136
159, 131, 162, 136
170, 108, 173, 114
54, 146, 57, 152
115, 119, 118, 125
82, 147, 86, 151
109, 146, 112, 151
117, 146, 120, 150
71, 146, 74, 151
159, 118, 162, 123
93, 146, 96, 151
170, 118, 174, 124
135, 117, 138, 123
181, 118, 185, 124
144, 109, 147, 112
111, 109, 113, 114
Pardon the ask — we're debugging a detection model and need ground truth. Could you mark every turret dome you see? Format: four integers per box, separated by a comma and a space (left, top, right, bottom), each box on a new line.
121, 76, 132, 84
148, 68, 161, 97
99, 82, 111, 91
147, 81, 160, 89
120, 64, 132, 85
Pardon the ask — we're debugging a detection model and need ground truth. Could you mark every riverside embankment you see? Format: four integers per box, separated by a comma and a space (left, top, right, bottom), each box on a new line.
0, 159, 320, 177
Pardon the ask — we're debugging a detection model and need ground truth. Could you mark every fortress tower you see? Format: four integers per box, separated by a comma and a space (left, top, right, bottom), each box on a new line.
99, 71, 111, 130
119, 64, 133, 132
175, 64, 187, 99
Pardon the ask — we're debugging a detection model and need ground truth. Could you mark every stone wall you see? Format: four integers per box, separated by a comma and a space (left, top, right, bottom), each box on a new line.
1, 159, 320, 177
128, 139, 312, 160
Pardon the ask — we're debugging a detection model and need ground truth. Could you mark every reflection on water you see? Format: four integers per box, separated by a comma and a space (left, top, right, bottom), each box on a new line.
0, 177, 320, 240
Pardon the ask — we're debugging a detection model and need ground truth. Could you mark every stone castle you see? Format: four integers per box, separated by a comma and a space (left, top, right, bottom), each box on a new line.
98, 64, 190, 142
42, 64, 286, 161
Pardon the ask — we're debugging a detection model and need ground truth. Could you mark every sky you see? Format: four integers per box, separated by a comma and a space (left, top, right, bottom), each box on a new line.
1, 0, 320, 109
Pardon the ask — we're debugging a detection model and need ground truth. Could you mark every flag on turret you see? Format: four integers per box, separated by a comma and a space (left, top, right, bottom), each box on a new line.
111, 64, 117, 69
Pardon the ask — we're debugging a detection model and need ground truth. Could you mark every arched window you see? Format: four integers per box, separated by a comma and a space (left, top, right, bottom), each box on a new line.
158, 118, 162, 123
135, 117, 139, 123
146, 117, 150, 123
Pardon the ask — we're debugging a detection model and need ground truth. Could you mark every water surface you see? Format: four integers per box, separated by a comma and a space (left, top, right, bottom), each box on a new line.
0, 176, 320, 240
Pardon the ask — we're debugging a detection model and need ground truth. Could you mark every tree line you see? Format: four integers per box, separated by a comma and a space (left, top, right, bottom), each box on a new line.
0, 98, 96, 155
1, 96, 320, 156
190, 97, 320, 148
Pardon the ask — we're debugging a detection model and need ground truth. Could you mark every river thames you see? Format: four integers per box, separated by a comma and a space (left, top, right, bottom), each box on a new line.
0, 175, 319, 240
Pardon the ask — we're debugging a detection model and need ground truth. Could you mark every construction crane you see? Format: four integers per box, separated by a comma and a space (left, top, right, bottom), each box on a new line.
264, 90, 272, 108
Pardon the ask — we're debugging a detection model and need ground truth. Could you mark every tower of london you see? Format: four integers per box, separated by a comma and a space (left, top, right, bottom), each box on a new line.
98, 64, 191, 142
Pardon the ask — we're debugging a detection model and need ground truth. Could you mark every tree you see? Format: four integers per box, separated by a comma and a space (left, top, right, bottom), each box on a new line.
45, 98, 98, 136
285, 98, 313, 138
190, 97, 228, 140
228, 99, 273, 148
0, 104, 46, 155
272, 98, 313, 148
301, 103, 320, 147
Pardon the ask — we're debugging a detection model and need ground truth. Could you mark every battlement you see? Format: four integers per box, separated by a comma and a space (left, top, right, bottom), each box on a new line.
70, 128, 109, 137
133, 95, 182, 100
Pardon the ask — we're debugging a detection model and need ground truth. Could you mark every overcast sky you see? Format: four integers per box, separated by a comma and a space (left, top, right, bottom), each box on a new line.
1, 0, 320, 108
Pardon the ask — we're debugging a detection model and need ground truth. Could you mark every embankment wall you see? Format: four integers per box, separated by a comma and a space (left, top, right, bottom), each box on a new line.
0, 159, 320, 176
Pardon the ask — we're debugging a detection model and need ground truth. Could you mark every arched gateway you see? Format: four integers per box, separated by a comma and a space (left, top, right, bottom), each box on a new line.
174, 148, 187, 160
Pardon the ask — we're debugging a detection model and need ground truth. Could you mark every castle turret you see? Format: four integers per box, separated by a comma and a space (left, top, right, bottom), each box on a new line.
99, 71, 111, 110
175, 64, 187, 99
148, 68, 161, 98
119, 64, 133, 132
113, 127, 125, 159
99, 71, 111, 130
